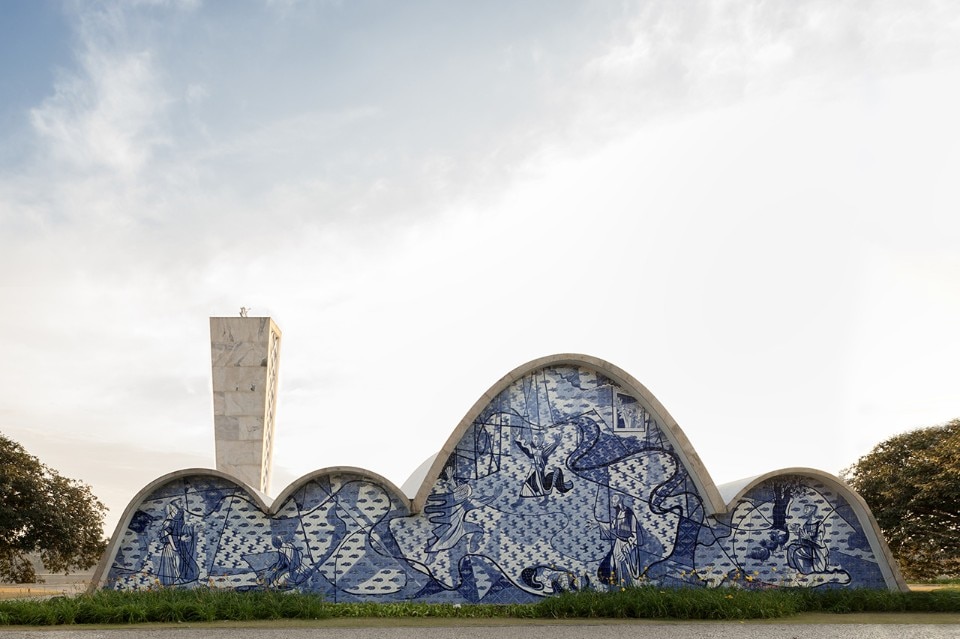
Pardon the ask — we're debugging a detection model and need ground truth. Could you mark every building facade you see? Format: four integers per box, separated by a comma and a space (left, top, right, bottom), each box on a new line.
90, 325, 906, 599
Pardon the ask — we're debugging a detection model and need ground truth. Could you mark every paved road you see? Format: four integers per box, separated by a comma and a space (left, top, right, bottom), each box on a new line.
2, 622, 959, 639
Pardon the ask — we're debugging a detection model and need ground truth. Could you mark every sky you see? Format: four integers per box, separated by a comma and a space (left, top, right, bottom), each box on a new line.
1, 0, 959, 535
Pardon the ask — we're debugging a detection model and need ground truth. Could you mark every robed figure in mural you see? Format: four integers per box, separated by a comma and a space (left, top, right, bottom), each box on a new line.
425, 476, 501, 555
787, 504, 830, 574
515, 431, 572, 497
266, 534, 303, 587
157, 500, 199, 585
597, 494, 645, 586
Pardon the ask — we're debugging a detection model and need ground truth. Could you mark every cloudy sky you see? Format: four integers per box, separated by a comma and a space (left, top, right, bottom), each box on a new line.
2, 0, 959, 533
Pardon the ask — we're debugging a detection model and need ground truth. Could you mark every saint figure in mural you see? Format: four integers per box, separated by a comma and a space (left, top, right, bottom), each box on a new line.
425, 477, 500, 554
514, 430, 572, 497
597, 494, 644, 586
787, 504, 829, 574
157, 500, 199, 586
616, 395, 646, 433
266, 534, 303, 587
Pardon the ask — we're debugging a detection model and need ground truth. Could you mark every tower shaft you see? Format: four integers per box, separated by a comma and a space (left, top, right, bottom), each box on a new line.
210, 316, 281, 494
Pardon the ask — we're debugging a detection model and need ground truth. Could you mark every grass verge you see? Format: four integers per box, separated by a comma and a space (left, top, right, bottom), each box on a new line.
0, 587, 958, 626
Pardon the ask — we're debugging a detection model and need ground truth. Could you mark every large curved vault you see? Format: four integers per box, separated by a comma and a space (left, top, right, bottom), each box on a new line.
92, 353, 907, 600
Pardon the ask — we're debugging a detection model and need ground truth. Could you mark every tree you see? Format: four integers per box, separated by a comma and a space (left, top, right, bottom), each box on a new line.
0, 432, 107, 583
842, 419, 960, 580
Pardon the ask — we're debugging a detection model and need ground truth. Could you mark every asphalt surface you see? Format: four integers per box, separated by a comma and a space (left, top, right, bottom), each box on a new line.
2, 621, 960, 639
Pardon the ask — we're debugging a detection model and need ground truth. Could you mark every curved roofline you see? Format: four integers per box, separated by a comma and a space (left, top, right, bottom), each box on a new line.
89, 467, 268, 593
401, 453, 440, 500
272, 465, 412, 514
90, 464, 413, 593
718, 467, 909, 592
410, 353, 726, 515
92, 356, 907, 593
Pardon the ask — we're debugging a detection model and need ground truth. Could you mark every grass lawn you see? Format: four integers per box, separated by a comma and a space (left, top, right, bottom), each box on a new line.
0, 585, 958, 626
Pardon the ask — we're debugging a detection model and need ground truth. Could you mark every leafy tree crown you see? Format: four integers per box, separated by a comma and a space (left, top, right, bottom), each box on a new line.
0, 432, 108, 583
842, 419, 960, 581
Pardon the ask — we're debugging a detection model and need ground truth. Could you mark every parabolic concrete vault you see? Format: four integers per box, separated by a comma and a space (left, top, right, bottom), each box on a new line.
90, 316, 907, 600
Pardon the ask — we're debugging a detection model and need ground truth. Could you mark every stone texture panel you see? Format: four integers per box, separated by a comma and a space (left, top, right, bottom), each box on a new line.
211, 317, 281, 494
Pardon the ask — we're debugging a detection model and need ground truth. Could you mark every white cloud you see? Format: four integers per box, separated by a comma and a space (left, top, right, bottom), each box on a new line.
576, 0, 960, 137
184, 82, 209, 105
29, 32, 169, 177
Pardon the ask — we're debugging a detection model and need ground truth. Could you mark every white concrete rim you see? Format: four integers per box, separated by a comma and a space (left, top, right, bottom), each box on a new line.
716, 466, 909, 592
91, 354, 909, 593
89, 467, 268, 592
409, 353, 726, 516
271, 465, 412, 514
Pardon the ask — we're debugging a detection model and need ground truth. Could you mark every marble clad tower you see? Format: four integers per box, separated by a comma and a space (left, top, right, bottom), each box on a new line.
210, 316, 281, 494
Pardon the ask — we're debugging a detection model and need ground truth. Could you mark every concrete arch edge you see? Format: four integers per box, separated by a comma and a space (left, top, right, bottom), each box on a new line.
409, 353, 726, 517
271, 465, 413, 515
89, 467, 268, 592
90, 465, 412, 593
717, 467, 909, 592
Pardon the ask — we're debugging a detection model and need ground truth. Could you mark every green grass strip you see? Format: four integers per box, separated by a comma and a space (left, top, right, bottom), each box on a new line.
0, 587, 957, 626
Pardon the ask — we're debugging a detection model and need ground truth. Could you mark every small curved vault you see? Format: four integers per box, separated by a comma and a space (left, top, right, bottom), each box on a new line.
92, 318, 907, 600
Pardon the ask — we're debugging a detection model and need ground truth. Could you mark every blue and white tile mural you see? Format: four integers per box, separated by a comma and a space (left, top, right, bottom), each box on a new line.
101, 363, 899, 599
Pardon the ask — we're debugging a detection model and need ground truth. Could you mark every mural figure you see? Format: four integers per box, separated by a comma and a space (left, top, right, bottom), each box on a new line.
787, 504, 829, 574
157, 500, 199, 586
597, 493, 645, 586
425, 477, 499, 554
265, 534, 303, 587
615, 395, 646, 433
515, 430, 572, 497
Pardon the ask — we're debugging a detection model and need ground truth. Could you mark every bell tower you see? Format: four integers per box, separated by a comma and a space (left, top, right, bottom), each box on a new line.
210, 315, 281, 494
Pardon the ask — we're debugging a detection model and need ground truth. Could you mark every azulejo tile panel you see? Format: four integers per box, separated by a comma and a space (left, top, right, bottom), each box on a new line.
103, 364, 893, 599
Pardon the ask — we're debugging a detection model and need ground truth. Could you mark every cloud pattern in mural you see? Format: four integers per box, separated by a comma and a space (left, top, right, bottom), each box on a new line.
102, 364, 893, 601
